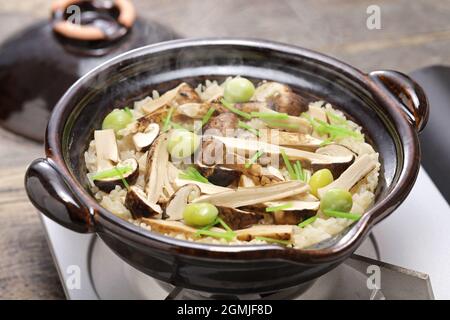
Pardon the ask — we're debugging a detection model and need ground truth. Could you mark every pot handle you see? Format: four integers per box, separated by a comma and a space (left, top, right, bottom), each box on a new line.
25, 158, 95, 233
369, 70, 429, 133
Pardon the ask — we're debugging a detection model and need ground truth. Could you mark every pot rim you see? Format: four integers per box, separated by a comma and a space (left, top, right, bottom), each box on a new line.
44, 38, 420, 264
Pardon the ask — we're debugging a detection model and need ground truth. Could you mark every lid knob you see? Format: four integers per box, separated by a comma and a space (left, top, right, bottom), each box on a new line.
51, 0, 136, 42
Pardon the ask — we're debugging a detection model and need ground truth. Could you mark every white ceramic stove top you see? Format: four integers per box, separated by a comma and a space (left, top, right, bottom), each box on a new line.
40, 167, 450, 299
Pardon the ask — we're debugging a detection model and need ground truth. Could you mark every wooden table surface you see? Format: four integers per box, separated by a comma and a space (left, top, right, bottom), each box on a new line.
0, 0, 449, 299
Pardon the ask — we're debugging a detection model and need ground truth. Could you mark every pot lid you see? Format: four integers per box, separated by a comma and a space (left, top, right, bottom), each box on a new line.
0, 0, 178, 142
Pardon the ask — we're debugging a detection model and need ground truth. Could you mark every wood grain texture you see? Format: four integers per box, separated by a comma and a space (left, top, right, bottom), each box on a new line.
0, 128, 65, 299
0, 0, 449, 299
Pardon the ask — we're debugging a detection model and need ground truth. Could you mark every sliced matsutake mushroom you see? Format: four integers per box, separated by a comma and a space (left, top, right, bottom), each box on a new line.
217, 206, 264, 230
259, 165, 285, 185
264, 201, 319, 225
261, 113, 311, 134
252, 82, 308, 116
94, 129, 120, 171
176, 103, 211, 119
118, 112, 161, 137
260, 165, 285, 181
173, 178, 232, 195
313, 144, 356, 177
286, 193, 319, 202
215, 101, 311, 134
145, 133, 174, 203
239, 174, 256, 188
165, 184, 201, 221
209, 136, 353, 169
125, 186, 162, 219
202, 112, 238, 136
193, 181, 309, 208
317, 154, 377, 198
93, 158, 139, 192
141, 218, 199, 238
132, 123, 160, 151
236, 225, 294, 241
141, 218, 230, 238
196, 163, 242, 187
142, 83, 201, 114
201, 112, 239, 166
259, 130, 323, 151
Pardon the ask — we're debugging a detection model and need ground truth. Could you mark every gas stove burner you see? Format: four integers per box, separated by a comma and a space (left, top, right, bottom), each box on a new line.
159, 280, 316, 300
56, 218, 429, 300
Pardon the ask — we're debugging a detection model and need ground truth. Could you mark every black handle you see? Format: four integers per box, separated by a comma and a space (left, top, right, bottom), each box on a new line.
25, 158, 95, 233
369, 70, 430, 133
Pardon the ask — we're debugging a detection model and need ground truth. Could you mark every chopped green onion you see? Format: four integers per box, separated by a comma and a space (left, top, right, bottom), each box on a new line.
194, 217, 235, 240
238, 121, 260, 137
190, 167, 208, 182
302, 113, 322, 132
91, 166, 132, 181
124, 107, 133, 118
114, 167, 130, 190
294, 160, 306, 182
303, 170, 311, 183
179, 166, 210, 184
265, 202, 293, 212
297, 161, 306, 181
302, 113, 363, 141
162, 107, 175, 132
298, 216, 317, 228
294, 163, 301, 180
326, 111, 347, 125
254, 236, 291, 246
216, 217, 233, 233
294, 160, 305, 181
161, 117, 187, 131
171, 121, 186, 130
263, 120, 300, 130
280, 149, 296, 180
323, 209, 362, 220
198, 218, 219, 231
201, 107, 216, 126
245, 150, 264, 169
318, 119, 362, 139
250, 112, 289, 120
195, 229, 236, 241
220, 98, 252, 120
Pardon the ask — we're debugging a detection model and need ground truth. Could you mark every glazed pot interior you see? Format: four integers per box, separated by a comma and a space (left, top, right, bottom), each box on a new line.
60, 41, 401, 245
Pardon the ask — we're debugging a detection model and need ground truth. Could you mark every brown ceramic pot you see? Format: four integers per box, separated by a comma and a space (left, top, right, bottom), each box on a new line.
24, 39, 429, 294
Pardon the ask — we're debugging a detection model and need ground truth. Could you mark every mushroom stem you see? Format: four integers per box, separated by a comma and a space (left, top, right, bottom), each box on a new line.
193, 181, 309, 208
317, 154, 377, 198
209, 136, 352, 166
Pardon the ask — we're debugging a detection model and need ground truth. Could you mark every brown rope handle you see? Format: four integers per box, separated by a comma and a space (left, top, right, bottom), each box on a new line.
51, 0, 136, 41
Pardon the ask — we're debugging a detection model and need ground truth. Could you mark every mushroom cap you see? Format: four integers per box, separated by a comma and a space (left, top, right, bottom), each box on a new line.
165, 184, 201, 221
312, 144, 355, 177
236, 224, 294, 241
217, 206, 264, 230
93, 158, 139, 192
132, 123, 160, 151
253, 82, 308, 116
196, 163, 242, 187
125, 185, 162, 219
